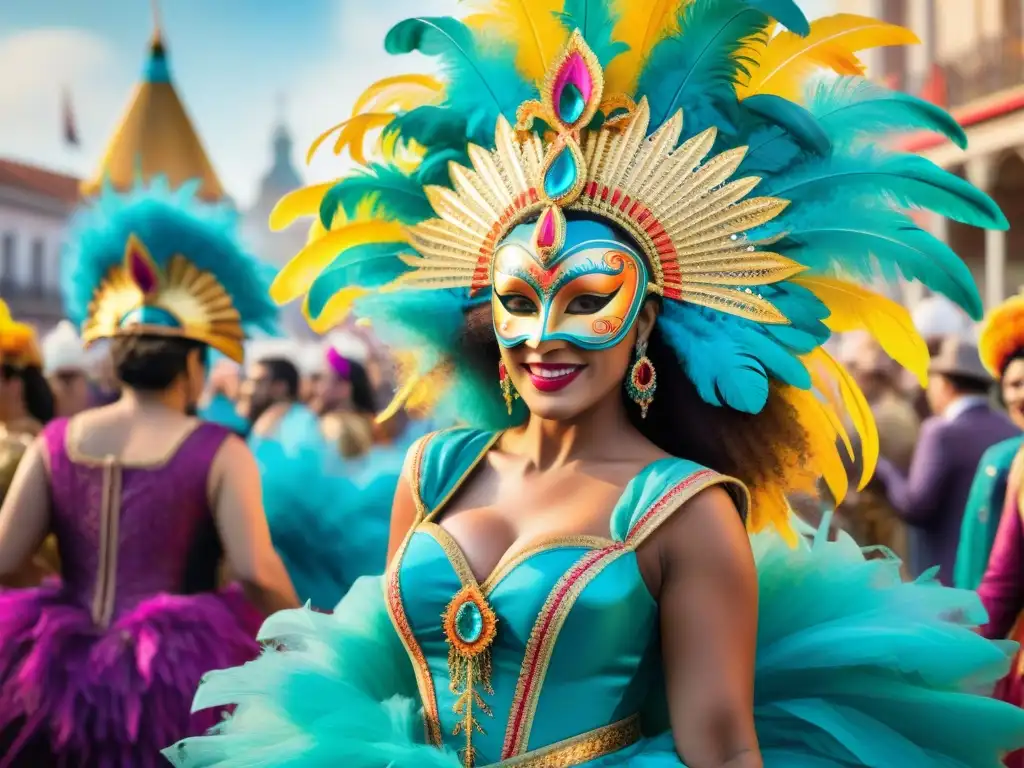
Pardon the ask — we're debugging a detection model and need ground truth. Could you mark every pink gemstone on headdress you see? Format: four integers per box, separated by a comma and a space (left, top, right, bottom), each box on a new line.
127, 244, 158, 295
536, 208, 557, 249
552, 53, 593, 126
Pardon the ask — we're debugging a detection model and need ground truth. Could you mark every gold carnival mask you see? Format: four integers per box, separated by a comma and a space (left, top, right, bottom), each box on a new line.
492, 219, 648, 350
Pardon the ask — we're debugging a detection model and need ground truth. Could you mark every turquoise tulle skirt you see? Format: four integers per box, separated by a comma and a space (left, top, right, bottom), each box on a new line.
166, 518, 1024, 767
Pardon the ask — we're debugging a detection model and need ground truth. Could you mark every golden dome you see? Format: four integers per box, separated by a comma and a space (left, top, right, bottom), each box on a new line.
81, 30, 225, 201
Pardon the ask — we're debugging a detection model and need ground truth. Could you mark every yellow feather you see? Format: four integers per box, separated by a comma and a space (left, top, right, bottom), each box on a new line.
461, 0, 567, 82
302, 287, 368, 334
802, 351, 854, 461
783, 386, 848, 505
269, 221, 406, 305
805, 348, 879, 490
748, 483, 798, 546
738, 14, 919, 101
796, 276, 929, 386
306, 114, 395, 166
269, 182, 337, 232
350, 74, 443, 115
604, 0, 687, 94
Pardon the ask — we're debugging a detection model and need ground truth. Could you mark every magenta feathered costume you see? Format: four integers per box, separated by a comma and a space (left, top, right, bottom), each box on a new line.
0, 419, 261, 767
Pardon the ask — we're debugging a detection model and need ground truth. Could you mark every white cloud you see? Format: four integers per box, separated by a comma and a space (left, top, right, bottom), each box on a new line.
0, 28, 128, 178
288, 0, 453, 187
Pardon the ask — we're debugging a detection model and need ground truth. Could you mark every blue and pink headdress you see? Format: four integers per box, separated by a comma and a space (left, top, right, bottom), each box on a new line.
62, 178, 278, 363
268, 0, 1002, 537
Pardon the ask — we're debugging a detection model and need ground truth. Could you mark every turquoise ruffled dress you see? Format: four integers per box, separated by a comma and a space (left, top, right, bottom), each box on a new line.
955, 435, 1024, 590
167, 429, 1024, 767
252, 406, 406, 610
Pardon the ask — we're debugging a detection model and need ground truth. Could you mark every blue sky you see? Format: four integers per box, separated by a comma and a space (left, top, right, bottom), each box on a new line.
0, 0, 835, 207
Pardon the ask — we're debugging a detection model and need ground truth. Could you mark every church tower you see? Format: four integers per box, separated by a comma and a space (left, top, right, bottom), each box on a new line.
81, 15, 224, 200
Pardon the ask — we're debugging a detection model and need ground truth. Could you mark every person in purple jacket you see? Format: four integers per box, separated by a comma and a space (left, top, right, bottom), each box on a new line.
875, 336, 1019, 583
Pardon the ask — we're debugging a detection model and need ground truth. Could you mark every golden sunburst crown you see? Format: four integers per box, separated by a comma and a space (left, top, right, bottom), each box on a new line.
398, 30, 802, 326
83, 234, 246, 362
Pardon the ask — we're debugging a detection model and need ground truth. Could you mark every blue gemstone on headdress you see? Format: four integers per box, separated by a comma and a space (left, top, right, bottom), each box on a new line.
557, 83, 586, 125
544, 148, 578, 200
119, 306, 183, 330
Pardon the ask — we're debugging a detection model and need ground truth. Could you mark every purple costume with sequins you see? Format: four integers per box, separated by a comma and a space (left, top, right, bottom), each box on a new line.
0, 418, 262, 768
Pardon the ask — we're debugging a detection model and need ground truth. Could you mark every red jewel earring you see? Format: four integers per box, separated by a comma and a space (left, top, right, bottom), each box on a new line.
626, 339, 656, 418
498, 359, 519, 415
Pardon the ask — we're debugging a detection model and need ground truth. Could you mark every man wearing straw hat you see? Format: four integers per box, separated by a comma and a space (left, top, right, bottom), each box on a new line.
875, 337, 1018, 582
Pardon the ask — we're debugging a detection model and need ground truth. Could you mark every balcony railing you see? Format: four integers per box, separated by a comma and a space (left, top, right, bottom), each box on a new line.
941, 33, 1024, 109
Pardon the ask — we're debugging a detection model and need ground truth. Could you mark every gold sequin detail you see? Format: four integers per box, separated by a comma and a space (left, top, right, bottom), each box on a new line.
493, 715, 641, 767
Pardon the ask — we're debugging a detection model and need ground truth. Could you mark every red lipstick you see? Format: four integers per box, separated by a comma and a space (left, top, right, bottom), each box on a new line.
523, 363, 585, 393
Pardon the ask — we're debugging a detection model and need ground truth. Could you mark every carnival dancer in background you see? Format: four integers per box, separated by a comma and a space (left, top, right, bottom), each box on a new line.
171, 2, 1024, 766
0, 180, 298, 767
0, 304, 60, 589
41, 320, 92, 419
198, 351, 250, 437
956, 292, 1024, 591
875, 337, 1017, 582
974, 292, 1024, 768
0, 301, 54, 439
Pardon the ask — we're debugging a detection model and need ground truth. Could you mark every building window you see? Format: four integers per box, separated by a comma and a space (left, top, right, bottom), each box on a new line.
30, 238, 45, 296
880, 0, 909, 90
1007, 0, 1023, 40
0, 232, 15, 290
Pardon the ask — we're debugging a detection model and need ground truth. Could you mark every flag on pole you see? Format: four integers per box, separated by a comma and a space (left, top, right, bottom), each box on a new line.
62, 87, 80, 147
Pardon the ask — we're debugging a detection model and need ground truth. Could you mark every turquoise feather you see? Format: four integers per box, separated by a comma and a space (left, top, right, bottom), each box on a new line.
385, 17, 535, 135
809, 76, 967, 150
637, 0, 770, 129
555, 0, 629, 66
764, 151, 1008, 230
320, 164, 434, 229
306, 242, 409, 319
384, 106, 469, 153
746, 0, 809, 35
741, 95, 830, 156
782, 206, 983, 319
62, 177, 278, 335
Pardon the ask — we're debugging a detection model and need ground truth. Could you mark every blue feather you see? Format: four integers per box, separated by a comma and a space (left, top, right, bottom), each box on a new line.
809, 77, 967, 150
384, 106, 469, 153
62, 178, 278, 335
416, 148, 472, 186
763, 151, 1008, 230
319, 165, 433, 229
555, 0, 629, 66
779, 204, 983, 318
306, 242, 410, 319
745, 0, 809, 35
741, 95, 830, 155
385, 17, 535, 135
638, 0, 770, 130
658, 302, 812, 413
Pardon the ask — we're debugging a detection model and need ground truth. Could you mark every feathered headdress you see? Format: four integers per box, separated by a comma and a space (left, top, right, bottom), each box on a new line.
979, 291, 1024, 378
269, 0, 1002, 538
0, 299, 43, 369
62, 177, 278, 362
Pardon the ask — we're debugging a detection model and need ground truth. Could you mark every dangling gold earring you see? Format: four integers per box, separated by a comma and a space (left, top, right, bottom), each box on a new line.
498, 359, 519, 415
626, 339, 657, 419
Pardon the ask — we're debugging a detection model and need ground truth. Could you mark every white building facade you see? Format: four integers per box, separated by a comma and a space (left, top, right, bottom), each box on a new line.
0, 159, 78, 332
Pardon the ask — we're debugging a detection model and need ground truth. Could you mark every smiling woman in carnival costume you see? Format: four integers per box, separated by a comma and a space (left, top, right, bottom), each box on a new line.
0, 180, 299, 766
169, 2, 1024, 767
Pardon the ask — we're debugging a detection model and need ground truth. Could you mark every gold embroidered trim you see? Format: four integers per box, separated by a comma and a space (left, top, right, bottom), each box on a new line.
92, 457, 123, 627
482, 535, 612, 596
423, 431, 504, 522
625, 471, 748, 550
491, 715, 641, 767
385, 433, 442, 745
420, 522, 481, 587
501, 544, 629, 758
